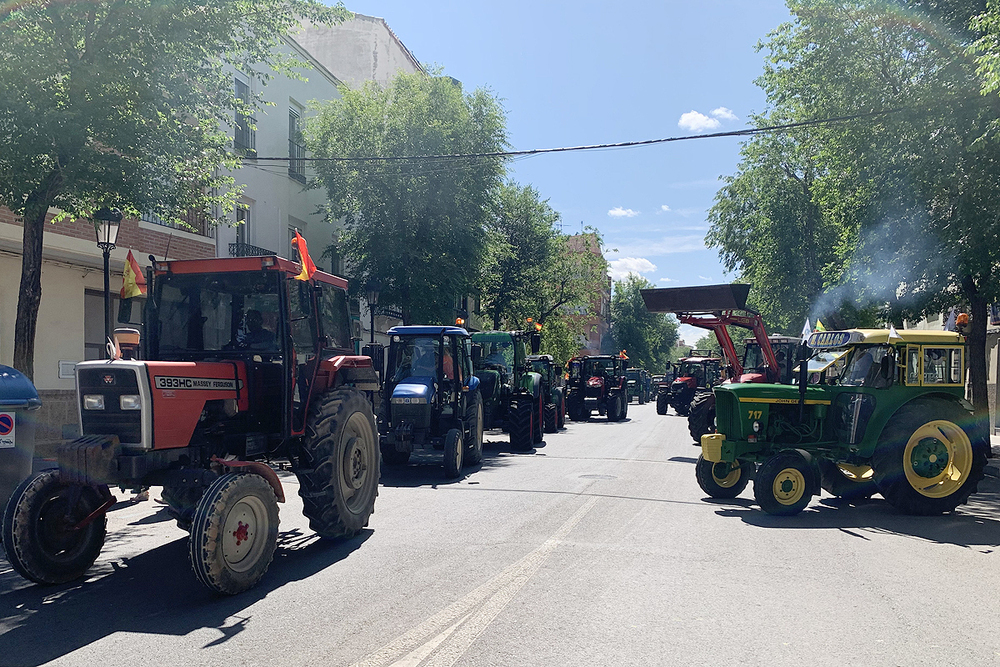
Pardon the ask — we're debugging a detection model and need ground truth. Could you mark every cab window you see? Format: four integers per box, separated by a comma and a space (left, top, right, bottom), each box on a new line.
923, 347, 963, 385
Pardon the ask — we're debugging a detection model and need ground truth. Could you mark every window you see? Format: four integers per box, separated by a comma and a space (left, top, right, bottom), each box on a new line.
923, 347, 963, 385
288, 106, 306, 183
234, 77, 256, 158
85, 290, 144, 360
906, 346, 921, 386
235, 203, 251, 245
318, 284, 351, 351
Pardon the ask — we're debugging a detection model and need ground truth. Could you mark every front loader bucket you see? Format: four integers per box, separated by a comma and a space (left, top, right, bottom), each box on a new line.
640, 284, 751, 314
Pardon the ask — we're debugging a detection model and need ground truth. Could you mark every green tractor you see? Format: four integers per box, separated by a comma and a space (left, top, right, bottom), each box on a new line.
626, 368, 648, 404
698, 329, 990, 516
471, 331, 545, 451
528, 354, 566, 432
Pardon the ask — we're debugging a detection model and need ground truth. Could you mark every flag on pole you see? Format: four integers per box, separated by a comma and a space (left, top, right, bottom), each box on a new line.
944, 307, 956, 331
800, 318, 812, 341
815, 318, 827, 332
292, 230, 317, 281
888, 323, 903, 341
120, 249, 146, 298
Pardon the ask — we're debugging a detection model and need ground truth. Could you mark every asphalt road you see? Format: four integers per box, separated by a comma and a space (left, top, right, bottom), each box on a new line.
3, 401, 1000, 667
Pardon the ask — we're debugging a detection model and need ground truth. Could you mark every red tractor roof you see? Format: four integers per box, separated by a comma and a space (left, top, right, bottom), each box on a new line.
153, 255, 348, 289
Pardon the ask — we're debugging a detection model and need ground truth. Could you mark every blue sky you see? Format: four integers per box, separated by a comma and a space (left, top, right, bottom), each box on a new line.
343, 1, 795, 343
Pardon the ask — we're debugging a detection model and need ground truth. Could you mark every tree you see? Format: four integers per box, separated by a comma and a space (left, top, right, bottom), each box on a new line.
0, 0, 346, 379
481, 182, 559, 330
609, 275, 679, 373
711, 0, 1000, 420
307, 71, 507, 325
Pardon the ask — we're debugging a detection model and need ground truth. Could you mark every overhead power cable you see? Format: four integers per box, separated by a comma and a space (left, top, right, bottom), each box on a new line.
247, 109, 901, 164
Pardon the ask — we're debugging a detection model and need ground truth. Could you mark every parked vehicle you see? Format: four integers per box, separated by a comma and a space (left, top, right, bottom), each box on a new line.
380, 326, 483, 477
3, 255, 381, 594
699, 329, 990, 516
566, 355, 629, 421
470, 330, 544, 451
528, 354, 566, 432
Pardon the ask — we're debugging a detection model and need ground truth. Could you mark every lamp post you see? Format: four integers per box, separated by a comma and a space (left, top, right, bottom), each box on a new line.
365, 279, 381, 345
93, 208, 122, 357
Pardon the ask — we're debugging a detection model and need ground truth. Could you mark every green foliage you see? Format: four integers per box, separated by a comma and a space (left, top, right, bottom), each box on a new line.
537, 314, 579, 368
610, 275, 679, 372
307, 71, 507, 325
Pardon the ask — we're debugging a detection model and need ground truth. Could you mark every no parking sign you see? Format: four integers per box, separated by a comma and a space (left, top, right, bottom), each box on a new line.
0, 412, 14, 448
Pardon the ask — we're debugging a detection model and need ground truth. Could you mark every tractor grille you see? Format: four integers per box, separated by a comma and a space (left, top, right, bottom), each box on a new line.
391, 404, 432, 429
78, 367, 143, 445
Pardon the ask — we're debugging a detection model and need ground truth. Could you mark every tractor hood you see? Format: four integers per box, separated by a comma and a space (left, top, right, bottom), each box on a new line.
391, 378, 434, 404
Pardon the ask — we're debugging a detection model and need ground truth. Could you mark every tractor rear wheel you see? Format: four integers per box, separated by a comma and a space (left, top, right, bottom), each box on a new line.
872, 400, 988, 515
688, 392, 716, 442
443, 429, 464, 478
754, 452, 814, 516
533, 394, 544, 444
556, 390, 566, 429
2, 470, 107, 585
818, 459, 878, 502
465, 391, 484, 465
656, 393, 668, 415
695, 455, 752, 499
608, 394, 624, 422
509, 398, 534, 452
189, 472, 279, 595
296, 389, 380, 538
543, 402, 558, 433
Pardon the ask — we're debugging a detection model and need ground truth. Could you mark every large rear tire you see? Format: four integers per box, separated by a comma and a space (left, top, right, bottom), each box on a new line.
543, 402, 558, 433
189, 472, 279, 595
2, 470, 107, 585
688, 392, 716, 442
296, 388, 380, 538
533, 394, 544, 444
656, 393, 668, 415
695, 455, 752, 499
556, 390, 566, 429
465, 391, 484, 465
872, 400, 987, 515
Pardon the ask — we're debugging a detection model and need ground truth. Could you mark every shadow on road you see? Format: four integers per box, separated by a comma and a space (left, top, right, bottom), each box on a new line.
378, 443, 531, 489
0, 528, 371, 665
708, 481, 1000, 550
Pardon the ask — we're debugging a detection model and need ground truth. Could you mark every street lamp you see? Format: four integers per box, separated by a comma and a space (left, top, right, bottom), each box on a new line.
365, 279, 381, 344
93, 208, 122, 357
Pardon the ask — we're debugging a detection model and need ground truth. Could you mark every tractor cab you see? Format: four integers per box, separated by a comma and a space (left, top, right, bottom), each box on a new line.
528, 354, 567, 432
742, 335, 800, 384
565, 354, 629, 421
380, 326, 482, 476
667, 355, 722, 416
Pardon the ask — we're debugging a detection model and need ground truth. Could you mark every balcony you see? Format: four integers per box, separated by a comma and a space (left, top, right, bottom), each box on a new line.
229, 242, 276, 258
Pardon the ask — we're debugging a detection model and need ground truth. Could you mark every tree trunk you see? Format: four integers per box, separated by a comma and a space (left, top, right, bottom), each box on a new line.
961, 275, 989, 425
13, 178, 61, 381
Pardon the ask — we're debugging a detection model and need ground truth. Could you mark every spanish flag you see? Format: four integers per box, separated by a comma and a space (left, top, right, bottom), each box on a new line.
292, 230, 317, 281
120, 249, 146, 298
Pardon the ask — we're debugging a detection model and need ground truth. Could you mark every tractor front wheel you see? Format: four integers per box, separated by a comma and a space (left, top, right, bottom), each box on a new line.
695, 455, 752, 499
443, 429, 464, 478
296, 389, 380, 538
2, 470, 107, 585
688, 392, 716, 442
465, 391, 484, 465
189, 472, 279, 595
754, 453, 814, 516
872, 400, 988, 515
656, 393, 668, 415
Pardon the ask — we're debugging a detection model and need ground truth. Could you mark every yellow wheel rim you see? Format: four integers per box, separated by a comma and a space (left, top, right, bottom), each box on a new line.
772, 467, 806, 506
711, 462, 742, 489
903, 420, 973, 498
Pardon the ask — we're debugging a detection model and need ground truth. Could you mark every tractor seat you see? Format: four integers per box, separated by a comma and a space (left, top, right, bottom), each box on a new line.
474, 370, 500, 400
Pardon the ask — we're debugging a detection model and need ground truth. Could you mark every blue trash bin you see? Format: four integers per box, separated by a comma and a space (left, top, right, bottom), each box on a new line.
0, 365, 42, 511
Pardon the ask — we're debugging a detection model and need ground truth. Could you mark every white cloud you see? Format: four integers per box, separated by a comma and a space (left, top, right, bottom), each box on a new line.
608, 207, 639, 218
698, 275, 714, 281
711, 106, 738, 122
658, 277, 676, 283
678, 110, 721, 132
657, 205, 671, 214
608, 257, 657, 281
609, 234, 708, 257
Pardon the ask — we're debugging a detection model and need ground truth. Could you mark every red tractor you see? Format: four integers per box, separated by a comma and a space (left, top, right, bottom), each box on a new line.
641, 284, 797, 441
2, 256, 381, 594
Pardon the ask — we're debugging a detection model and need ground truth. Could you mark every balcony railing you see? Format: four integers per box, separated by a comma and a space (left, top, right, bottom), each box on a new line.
235, 114, 257, 158
229, 242, 276, 257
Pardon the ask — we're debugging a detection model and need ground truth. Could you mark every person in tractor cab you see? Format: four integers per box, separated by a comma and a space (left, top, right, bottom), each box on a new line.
443, 346, 456, 381
243, 309, 276, 350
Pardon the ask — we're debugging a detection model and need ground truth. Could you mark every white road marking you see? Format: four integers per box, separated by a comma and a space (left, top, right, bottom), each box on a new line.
343, 496, 599, 667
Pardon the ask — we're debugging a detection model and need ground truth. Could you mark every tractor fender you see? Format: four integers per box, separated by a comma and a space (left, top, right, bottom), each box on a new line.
467, 375, 481, 393
884, 392, 987, 445
520, 372, 542, 398
315, 355, 379, 393
211, 456, 285, 502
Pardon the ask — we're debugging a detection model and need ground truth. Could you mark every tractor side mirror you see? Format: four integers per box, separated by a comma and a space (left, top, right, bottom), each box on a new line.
874, 354, 896, 389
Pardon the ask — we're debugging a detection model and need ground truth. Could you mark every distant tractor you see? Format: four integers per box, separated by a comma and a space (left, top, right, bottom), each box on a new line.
664, 353, 723, 417
3, 256, 381, 595
471, 331, 544, 451
654, 365, 677, 415
528, 354, 566, 432
626, 368, 648, 404
379, 326, 484, 478
700, 329, 990, 516
565, 355, 629, 422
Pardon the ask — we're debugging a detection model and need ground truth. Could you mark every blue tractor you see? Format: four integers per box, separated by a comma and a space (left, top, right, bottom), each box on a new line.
379, 326, 483, 478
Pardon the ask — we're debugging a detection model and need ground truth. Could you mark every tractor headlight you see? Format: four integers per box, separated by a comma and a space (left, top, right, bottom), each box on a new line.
753, 420, 761, 433
83, 394, 105, 410
120, 395, 142, 410
391, 397, 428, 405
